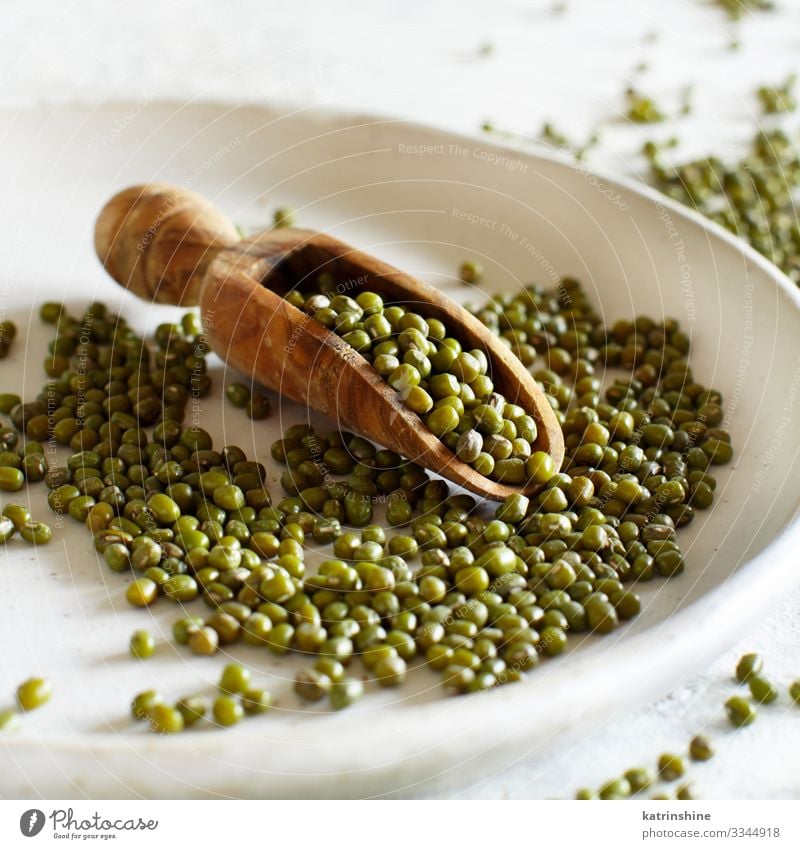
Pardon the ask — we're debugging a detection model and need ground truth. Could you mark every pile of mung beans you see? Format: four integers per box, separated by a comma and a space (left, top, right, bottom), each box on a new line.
285, 278, 542, 485
646, 127, 800, 286
0, 268, 734, 728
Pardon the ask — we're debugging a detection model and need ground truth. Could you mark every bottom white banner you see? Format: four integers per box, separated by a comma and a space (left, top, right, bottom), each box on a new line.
0, 800, 798, 848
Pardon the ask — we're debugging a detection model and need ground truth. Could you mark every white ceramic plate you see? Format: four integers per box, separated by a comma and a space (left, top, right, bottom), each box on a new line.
2, 100, 800, 799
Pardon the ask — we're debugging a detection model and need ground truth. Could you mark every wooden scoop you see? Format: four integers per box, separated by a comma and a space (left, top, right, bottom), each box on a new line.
94, 183, 564, 500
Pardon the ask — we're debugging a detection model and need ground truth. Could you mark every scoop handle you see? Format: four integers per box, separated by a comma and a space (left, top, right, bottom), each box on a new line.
94, 183, 241, 306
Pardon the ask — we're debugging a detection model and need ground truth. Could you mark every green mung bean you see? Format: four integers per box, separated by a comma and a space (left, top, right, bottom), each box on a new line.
176, 695, 208, 726
599, 776, 631, 799
725, 695, 757, 727
329, 678, 364, 710
219, 663, 251, 694
459, 260, 483, 285
129, 629, 155, 659
213, 695, 244, 726
735, 653, 762, 683
20, 521, 52, 544
16, 677, 51, 711
689, 734, 714, 761
148, 703, 184, 734
131, 690, 163, 721
749, 676, 778, 704
273, 208, 296, 228
624, 767, 653, 794
657, 753, 684, 781
0, 708, 20, 730
241, 687, 272, 714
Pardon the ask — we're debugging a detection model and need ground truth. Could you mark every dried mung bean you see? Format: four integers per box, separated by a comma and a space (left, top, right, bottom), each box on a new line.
624, 767, 653, 794
735, 653, 762, 683
0, 708, 20, 730
295, 669, 332, 701
213, 695, 244, 727
599, 776, 631, 799
273, 208, 295, 228
19, 521, 52, 544
246, 394, 272, 420
188, 626, 219, 655
658, 753, 684, 781
459, 260, 483, 285
16, 677, 51, 711
241, 687, 272, 714
225, 383, 251, 408
176, 695, 208, 726
749, 676, 778, 704
148, 703, 184, 734
219, 663, 251, 694
689, 734, 714, 761
131, 690, 163, 721
126, 578, 158, 607
725, 695, 757, 727
0, 467, 24, 491
129, 629, 155, 659
329, 678, 364, 710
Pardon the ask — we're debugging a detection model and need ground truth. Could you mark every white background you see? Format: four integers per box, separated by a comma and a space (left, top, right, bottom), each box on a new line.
2, 0, 800, 799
